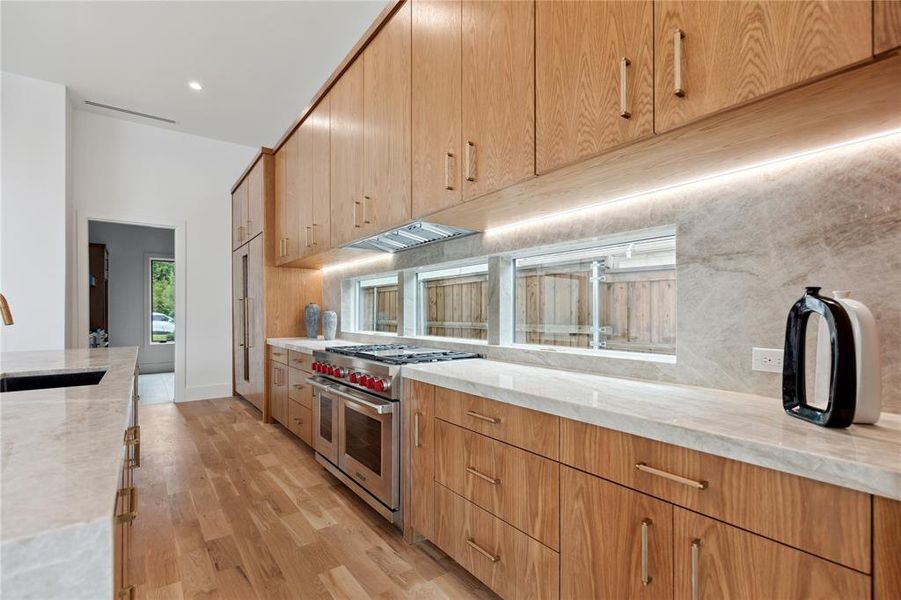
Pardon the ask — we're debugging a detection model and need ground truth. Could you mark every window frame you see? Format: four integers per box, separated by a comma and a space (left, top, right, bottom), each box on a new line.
147, 255, 175, 345
355, 274, 399, 334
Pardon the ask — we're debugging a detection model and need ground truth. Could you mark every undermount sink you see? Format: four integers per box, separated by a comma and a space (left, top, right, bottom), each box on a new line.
0, 370, 107, 393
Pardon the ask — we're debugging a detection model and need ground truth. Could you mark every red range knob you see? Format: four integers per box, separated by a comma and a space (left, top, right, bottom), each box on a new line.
325, 366, 333, 375
373, 380, 385, 392
312, 362, 319, 372
349, 373, 358, 383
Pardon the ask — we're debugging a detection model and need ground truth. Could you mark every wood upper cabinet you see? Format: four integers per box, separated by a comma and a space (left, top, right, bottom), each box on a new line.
330, 63, 365, 247
654, 1, 872, 133
875, 0, 901, 54
412, 0, 463, 218
562, 467, 673, 600
310, 97, 331, 251
246, 159, 265, 240
462, 0, 535, 202
536, 0, 654, 174
274, 131, 304, 264
673, 508, 870, 599
231, 180, 247, 250
363, 1, 412, 235
405, 380, 436, 540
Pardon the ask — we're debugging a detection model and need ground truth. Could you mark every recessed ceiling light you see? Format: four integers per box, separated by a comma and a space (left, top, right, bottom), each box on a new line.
188, 81, 203, 91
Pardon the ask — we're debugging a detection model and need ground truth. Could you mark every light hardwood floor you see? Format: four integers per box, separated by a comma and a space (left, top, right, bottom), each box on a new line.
131, 397, 496, 600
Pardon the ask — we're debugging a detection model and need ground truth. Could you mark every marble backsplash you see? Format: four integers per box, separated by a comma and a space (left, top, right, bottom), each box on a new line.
322, 135, 901, 414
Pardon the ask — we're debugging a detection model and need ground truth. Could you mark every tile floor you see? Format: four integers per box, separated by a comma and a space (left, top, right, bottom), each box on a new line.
139, 371, 175, 405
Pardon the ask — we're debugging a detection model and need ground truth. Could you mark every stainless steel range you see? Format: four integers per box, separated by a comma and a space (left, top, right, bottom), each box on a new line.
306, 344, 479, 524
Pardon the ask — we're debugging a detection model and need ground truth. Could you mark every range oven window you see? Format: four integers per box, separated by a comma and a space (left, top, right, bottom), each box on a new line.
343, 406, 383, 475
319, 396, 334, 443
514, 234, 676, 355
357, 275, 399, 333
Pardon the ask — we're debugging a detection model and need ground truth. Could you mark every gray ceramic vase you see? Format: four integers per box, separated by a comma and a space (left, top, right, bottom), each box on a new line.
322, 310, 338, 341
304, 303, 320, 339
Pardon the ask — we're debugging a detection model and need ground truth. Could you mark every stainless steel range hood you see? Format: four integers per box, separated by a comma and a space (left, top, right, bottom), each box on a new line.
342, 221, 477, 253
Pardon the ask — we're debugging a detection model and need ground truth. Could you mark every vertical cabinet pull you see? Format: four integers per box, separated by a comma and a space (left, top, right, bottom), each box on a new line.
413, 411, 422, 448
444, 152, 456, 190
305, 226, 312, 248
245, 297, 252, 349
353, 200, 362, 228
674, 28, 686, 97
363, 196, 372, 224
311, 223, 319, 246
691, 538, 703, 600
464, 141, 476, 182
640, 518, 652, 585
116, 486, 138, 524
620, 58, 632, 119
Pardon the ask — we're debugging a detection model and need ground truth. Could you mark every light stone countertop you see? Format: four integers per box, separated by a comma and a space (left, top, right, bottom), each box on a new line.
402, 358, 901, 500
0, 347, 138, 599
267, 337, 350, 354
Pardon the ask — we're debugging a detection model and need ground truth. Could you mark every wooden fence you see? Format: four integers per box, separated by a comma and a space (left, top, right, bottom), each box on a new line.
422, 275, 488, 339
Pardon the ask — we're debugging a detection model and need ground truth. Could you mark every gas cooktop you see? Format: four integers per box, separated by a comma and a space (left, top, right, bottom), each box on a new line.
325, 344, 480, 365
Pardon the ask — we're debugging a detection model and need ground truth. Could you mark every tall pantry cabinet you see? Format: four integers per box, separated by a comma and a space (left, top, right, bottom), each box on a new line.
231, 151, 322, 421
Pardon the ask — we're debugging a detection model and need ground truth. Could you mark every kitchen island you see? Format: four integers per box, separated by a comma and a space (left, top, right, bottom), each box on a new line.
0, 347, 139, 600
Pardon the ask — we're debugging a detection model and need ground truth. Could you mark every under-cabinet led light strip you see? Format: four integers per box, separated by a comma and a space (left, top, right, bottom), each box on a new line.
485, 128, 901, 237
321, 254, 393, 274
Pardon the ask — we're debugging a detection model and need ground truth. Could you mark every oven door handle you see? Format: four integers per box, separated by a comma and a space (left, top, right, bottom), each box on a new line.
307, 378, 395, 415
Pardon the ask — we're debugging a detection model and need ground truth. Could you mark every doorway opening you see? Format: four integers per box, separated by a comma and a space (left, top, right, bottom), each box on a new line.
88, 220, 176, 404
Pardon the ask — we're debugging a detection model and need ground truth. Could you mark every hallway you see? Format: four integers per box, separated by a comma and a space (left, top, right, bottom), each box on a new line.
139, 372, 175, 405
130, 398, 495, 600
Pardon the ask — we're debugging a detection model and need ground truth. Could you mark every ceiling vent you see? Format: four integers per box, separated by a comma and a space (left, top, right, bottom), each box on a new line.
84, 100, 177, 124
343, 221, 478, 253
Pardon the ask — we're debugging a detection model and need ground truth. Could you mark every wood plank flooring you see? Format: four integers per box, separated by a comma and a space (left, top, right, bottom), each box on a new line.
131, 397, 496, 600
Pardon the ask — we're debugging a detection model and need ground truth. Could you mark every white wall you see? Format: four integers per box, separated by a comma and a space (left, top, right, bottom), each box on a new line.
0, 72, 69, 352
71, 109, 254, 400
88, 221, 176, 373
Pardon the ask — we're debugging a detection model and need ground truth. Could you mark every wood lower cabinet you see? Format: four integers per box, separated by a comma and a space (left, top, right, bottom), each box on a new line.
363, 0, 411, 235
412, 0, 463, 218
876, 0, 901, 54
674, 508, 870, 599
536, 0, 654, 174
561, 466, 672, 600
270, 360, 288, 425
405, 379, 436, 541
654, 0, 872, 133
875, 496, 901, 600
330, 62, 365, 247
461, 0, 535, 201
433, 483, 559, 600
287, 399, 313, 446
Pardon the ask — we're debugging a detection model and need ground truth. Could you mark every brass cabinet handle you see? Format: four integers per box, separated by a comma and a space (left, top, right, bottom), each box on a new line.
635, 462, 708, 489
124, 425, 141, 468
465, 410, 500, 424
245, 297, 252, 349
620, 57, 632, 118
444, 152, 456, 190
292, 417, 303, 424
691, 538, 703, 600
117, 584, 136, 599
413, 411, 422, 448
466, 466, 500, 485
305, 226, 313, 248
353, 199, 363, 228
311, 223, 319, 246
116, 486, 138, 524
464, 141, 476, 182
674, 28, 686, 97
466, 538, 499, 562
641, 518, 652, 585
363, 195, 372, 224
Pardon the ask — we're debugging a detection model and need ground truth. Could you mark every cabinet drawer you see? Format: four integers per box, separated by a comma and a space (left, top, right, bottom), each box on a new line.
288, 350, 313, 374
270, 347, 288, 365
433, 483, 559, 600
674, 508, 870, 599
287, 400, 312, 447
434, 386, 559, 459
560, 419, 871, 572
288, 367, 313, 409
435, 419, 559, 549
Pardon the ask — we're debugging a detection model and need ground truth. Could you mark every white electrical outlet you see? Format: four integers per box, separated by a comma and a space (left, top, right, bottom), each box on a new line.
752, 347, 784, 373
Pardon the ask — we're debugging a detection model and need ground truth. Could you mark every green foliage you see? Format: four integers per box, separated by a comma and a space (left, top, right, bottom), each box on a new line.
151, 260, 175, 318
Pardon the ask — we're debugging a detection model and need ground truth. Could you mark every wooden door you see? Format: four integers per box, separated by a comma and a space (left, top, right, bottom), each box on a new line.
673, 508, 870, 599
232, 246, 248, 397
330, 61, 365, 246
363, 1, 412, 235
245, 235, 265, 412
875, 0, 901, 54
310, 97, 331, 251
536, 0, 653, 173
462, 0, 534, 201
654, 1, 872, 133
270, 362, 288, 425
412, 0, 462, 218
231, 180, 246, 250
561, 466, 673, 599
245, 160, 265, 240
405, 380, 436, 540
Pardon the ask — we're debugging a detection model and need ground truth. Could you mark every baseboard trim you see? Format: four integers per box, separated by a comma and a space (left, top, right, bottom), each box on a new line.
180, 383, 232, 402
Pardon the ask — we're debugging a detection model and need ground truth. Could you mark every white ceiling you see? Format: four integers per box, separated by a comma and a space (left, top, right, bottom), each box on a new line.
1, 1, 386, 147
